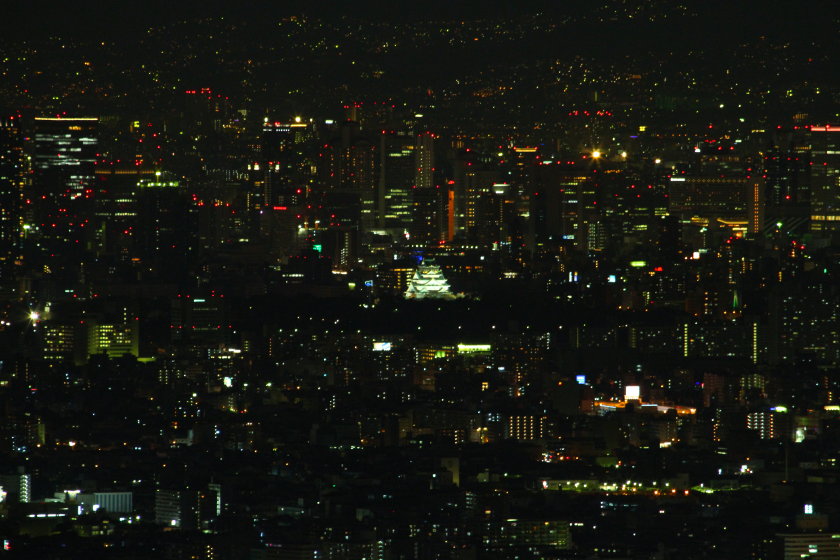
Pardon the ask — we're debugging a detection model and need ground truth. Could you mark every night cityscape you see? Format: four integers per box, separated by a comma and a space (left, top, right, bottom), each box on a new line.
1, 1, 840, 558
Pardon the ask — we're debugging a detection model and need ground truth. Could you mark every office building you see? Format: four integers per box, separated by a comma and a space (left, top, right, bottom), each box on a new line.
379, 130, 416, 233
319, 121, 378, 231
155, 485, 220, 530
531, 165, 599, 251
808, 125, 840, 237
763, 128, 810, 234
0, 116, 24, 284
778, 533, 840, 560
31, 117, 98, 250
0, 473, 31, 503
86, 312, 140, 360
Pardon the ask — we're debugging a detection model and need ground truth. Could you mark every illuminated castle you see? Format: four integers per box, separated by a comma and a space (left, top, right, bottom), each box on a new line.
404, 261, 455, 300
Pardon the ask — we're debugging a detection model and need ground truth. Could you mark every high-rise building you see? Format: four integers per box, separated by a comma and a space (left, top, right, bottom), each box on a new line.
0, 116, 25, 284
777, 532, 840, 560
136, 174, 194, 269
415, 131, 435, 189
319, 121, 378, 231
379, 131, 416, 233
668, 175, 749, 222
531, 165, 597, 252
482, 517, 571, 557
77, 492, 133, 515
504, 414, 547, 440
92, 165, 155, 258
314, 227, 357, 271
510, 145, 540, 219
409, 184, 446, 245
86, 307, 140, 360
808, 125, 840, 238
0, 473, 31, 503
90, 167, 194, 270
255, 119, 313, 220
469, 182, 514, 247
171, 293, 228, 354
452, 150, 505, 241
42, 322, 85, 366
261, 119, 311, 159
746, 410, 777, 440
31, 117, 98, 251
763, 129, 810, 234
375, 261, 416, 295
155, 485, 219, 530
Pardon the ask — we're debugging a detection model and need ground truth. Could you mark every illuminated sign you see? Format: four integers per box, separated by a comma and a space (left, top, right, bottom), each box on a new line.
34, 117, 98, 121
457, 344, 492, 354
625, 385, 640, 400
372, 342, 392, 352
629, 261, 647, 267
575, 375, 587, 385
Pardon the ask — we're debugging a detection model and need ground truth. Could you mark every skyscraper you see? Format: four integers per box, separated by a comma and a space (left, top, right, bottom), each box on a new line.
31, 117, 98, 251
135, 174, 194, 272
763, 128, 810, 234
319, 121, 378, 231
414, 131, 435, 190
379, 130, 415, 233
409, 184, 446, 245
531, 164, 597, 252
808, 125, 840, 238
0, 116, 25, 285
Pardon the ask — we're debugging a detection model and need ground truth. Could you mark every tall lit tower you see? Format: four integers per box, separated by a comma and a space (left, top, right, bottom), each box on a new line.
31, 117, 98, 250
319, 121, 378, 231
379, 131, 415, 233
808, 124, 840, 238
0, 116, 25, 284
763, 128, 810, 234
415, 131, 435, 189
